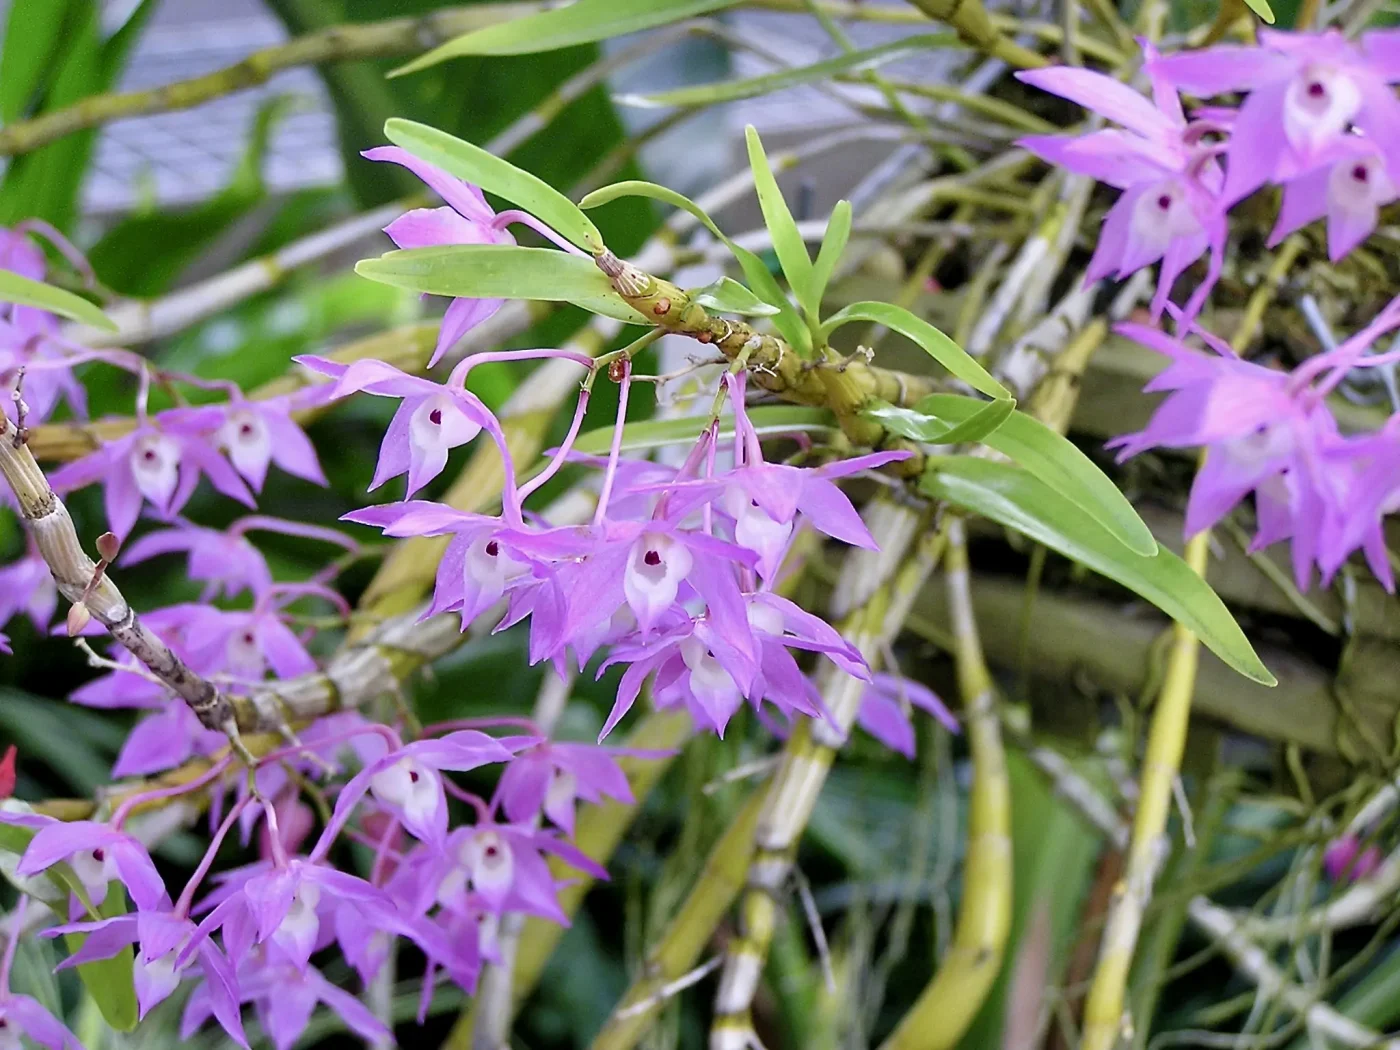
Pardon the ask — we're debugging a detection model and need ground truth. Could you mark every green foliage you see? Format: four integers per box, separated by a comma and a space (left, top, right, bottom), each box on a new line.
690, 276, 781, 317
0, 0, 157, 233
580, 179, 812, 353
354, 244, 648, 322
867, 394, 1158, 555
0, 270, 113, 330
920, 456, 1275, 684
821, 301, 1010, 399
744, 127, 815, 318
384, 118, 605, 253
394, 0, 745, 71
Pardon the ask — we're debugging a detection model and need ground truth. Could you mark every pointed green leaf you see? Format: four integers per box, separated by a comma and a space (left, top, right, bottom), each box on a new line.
384, 118, 603, 254
393, 0, 743, 72
691, 277, 779, 316
572, 405, 836, 455
920, 457, 1274, 685
821, 301, 1009, 399
0, 0, 74, 123
914, 394, 1158, 556
354, 245, 648, 324
580, 179, 812, 354
0, 270, 115, 331
809, 199, 851, 319
619, 34, 958, 109
1244, 0, 1276, 23
863, 397, 1015, 447
745, 126, 814, 316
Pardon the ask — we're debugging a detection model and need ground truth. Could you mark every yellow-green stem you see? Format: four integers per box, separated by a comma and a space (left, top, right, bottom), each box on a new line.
877, 519, 1012, 1050
1079, 528, 1209, 1050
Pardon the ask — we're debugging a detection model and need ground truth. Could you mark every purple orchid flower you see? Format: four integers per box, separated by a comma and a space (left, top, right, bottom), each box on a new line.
0, 544, 57, 632
49, 408, 254, 540
314, 731, 531, 851
855, 673, 959, 758
113, 703, 228, 779
342, 501, 537, 626
1323, 835, 1384, 883
363, 145, 515, 368
295, 355, 506, 498
0, 227, 88, 425
214, 397, 327, 493
17, 820, 168, 911
1269, 136, 1399, 261
179, 605, 317, 682
0, 898, 84, 1049
426, 821, 607, 924
1016, 44, 1227, 319
182, 954, 384, 1050
49, 911, 244, 1036
119, 519, 274, 600
1150, 28, 1400, 206
496, 740, 671, 835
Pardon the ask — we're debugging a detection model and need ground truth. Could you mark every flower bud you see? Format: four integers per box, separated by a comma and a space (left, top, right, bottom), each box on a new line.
66, 602, 91, 637
95, 531, 120, 563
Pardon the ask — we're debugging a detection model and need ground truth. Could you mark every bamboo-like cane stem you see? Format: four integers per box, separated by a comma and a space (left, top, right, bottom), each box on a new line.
876, 517, 1012, 1050
709, 503, 940, 1050
0, 411, 243, 747
1079, 529, 1207, 1050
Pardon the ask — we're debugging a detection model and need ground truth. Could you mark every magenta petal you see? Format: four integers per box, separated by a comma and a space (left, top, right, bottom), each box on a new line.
1222, 80, 1290, 205
17, 821, 114, 876
1149, 46, 1291, 95
433, 296, 505, 368
264, 411, 327, 485
1270, 166, 1330, 245
311, 971, 391, 1046
856, 692, 916, 757
104, 461, 144, 541
362, 146, 495, 224
6, 995, 81, 1050
112, 841, 169, 911
796, 476, 877, 548
257, 617, 317, 679
197, 943, 249, 1049
383, 205, 485, 250
1017, 67, 1175, 139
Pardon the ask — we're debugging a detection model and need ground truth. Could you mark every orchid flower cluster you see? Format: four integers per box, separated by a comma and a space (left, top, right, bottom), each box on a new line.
0, 143, 955, 1050
1021, 29, 1400, 591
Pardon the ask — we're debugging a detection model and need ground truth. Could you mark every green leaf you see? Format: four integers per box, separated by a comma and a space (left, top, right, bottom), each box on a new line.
0, 820, 138, 1030
354, 245, 648, 324
1244, 0, 1277, 23
0, 0, 75, 122
863, 396, 1015, 447
691, 277, 779, 316
821, 301, 1009, 399
572, 405, 836, 455
920, 457, 1274, 685
0, 270, 114, 331
913, 394, 1158, 556
745, 126, 814, 316
581, 179, 812, 354
620, 34, 958, 109
393, 0, 743, 71
809, 200, 851, 320
384, 118, 604, 254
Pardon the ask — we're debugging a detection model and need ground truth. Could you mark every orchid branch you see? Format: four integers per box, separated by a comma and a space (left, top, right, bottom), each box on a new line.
0, 7, 536, 157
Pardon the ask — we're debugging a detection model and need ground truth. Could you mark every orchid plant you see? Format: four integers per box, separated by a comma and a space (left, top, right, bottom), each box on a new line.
2, 2, 1400, 1049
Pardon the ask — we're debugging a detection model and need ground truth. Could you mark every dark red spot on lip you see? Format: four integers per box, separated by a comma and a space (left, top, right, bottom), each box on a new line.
484, 844, 499, 859
643, 550, 661, 566
1156, 194, 1173, 211
238, 422, 255, 438
1353, 163, 1370, 182
429, 408, 442, 425
1308, 80, 1326, 98
142, 449, 158, 463
91, 848, 105, 863
408, 770, 420, 783
242, 632, 255, 646
485, 540, 499, 557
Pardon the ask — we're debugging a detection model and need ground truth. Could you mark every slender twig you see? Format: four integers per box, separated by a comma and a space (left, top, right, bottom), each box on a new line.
0, 411, 246, 753
0, 7, 542, 157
